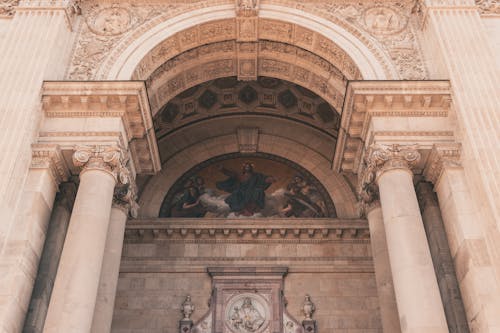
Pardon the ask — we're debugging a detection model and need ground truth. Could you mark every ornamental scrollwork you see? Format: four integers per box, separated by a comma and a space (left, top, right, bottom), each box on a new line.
358, 144, 420, 210
72, 144, 127, 178
0, 0, 19, 17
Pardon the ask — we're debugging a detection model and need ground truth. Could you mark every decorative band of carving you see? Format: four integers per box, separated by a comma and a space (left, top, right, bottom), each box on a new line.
358, 144, 420, 211
31, 144, 69, 186
423, 143, 461, 185
72, 145, 127, 181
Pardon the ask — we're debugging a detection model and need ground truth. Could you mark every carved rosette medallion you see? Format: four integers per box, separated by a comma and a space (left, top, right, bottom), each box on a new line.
362, 7, 407, 35
225, 293, 270, 333
87, 5, 136, 36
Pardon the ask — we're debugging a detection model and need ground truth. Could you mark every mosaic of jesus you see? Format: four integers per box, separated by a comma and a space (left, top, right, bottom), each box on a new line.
159, 155, 336, 218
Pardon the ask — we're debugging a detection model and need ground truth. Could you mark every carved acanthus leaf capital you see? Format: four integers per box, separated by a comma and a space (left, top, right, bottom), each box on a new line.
358, 144, 420, 210
367, 144, 421, 176
423, 143, 461, 184
113, 168, 139, 218
31, 144, 69, 186
73, 145, 127, 180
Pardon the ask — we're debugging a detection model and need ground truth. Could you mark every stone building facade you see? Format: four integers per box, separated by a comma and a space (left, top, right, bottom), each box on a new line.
0, 0, 499, 332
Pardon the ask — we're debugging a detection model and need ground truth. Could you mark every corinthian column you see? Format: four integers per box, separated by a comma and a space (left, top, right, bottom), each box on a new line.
44, 145, 127, 333
91, 181, 138, 333
365, 202, 401, 333
364, 144, 448, 333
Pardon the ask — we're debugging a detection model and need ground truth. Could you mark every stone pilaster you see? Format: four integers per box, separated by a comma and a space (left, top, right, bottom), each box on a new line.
44, 145, 127, 333
424, 144, 500, 332
417, 182, 469, 333
0, 0, 79, 262
0, 144, 68, 333
366, 144, 448, 333
23, 181, 77, 333
421, 0, 500, 299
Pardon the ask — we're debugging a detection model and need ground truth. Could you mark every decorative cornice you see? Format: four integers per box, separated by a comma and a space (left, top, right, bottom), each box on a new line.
14, 0, 81, 29
125, 218, 369, 241
423, 143, 461, 184
0, 0, 19, 18
41, 81, 161, 175
31, 144, 69, 186
333, 80, 451, 173
72, 145, 127, 180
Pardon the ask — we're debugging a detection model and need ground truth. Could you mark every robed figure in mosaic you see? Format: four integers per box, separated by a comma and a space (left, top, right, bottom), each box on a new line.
216, 162, 275, 216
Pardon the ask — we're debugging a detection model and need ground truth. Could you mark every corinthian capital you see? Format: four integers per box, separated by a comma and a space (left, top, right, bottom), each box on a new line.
112, 167, 139, 218
424, 143, 461, 184
367, 144, 421, 176
73, 145, 127, 180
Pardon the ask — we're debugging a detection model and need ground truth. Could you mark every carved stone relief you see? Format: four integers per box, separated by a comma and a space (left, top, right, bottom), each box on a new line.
67, 1, 427, 81
225, 294, 269, 333
0, 0, 19, 17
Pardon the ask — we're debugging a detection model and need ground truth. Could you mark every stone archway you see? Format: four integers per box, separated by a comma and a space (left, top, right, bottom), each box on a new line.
98, 4, 396, 81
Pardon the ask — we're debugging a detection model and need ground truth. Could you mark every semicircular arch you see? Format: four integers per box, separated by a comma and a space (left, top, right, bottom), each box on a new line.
98, 4, 397, 81
139, 133, 359, 219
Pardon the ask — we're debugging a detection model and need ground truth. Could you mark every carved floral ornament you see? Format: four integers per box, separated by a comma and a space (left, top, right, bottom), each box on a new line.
69, 1, 427, 81
72, 145, 128, 179
31, 144, 70, 186
423, 143, 462, 185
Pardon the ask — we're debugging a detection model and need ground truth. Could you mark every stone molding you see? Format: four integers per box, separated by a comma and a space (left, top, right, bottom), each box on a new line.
31, 143, 70, 186
13, 0, 81, 29
41, 81, 161, 175
125, 218, 370, 241
73, 144, 127, 180
423, 143, 462, 185
333, 80, 451, 173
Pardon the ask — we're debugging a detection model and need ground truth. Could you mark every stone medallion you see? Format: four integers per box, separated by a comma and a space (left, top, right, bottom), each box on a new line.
88, 6, 134, 36
363, 7, 407, 35
225, 294, 270, 333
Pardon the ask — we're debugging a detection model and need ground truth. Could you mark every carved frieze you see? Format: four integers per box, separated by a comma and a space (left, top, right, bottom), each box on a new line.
475, 0, 500, 14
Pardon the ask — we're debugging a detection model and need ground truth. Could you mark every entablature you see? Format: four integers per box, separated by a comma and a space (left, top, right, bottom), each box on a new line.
38, 81, 161, 176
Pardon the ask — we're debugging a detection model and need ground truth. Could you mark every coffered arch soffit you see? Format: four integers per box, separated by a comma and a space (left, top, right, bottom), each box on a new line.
94, 4, 398, 81
145, 40, 349, 117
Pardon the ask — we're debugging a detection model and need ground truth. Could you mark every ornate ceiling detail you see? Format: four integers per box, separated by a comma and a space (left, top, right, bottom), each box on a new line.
154, 76, 341, 138
145, 40, 347, 115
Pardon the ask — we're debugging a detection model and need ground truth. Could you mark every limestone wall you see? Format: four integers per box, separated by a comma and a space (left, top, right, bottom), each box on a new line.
112, 219, 381, 333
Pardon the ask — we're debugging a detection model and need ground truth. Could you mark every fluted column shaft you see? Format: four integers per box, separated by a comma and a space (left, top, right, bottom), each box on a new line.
91, 205, 128, 333
366, 145, 448, 333
44, 146, 125, 333
366, 204, 401, 333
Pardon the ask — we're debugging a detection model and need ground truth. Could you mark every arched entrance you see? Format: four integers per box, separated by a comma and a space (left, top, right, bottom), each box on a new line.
114, 5, 388, 331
